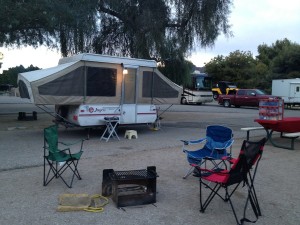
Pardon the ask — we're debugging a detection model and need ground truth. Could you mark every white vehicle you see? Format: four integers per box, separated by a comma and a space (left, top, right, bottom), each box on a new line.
181, 72, 213, 105
272, 78, 300, 108
17, 54, 182, 127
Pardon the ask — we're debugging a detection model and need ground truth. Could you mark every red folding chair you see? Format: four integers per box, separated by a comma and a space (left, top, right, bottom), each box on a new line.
195, 138, 266, 225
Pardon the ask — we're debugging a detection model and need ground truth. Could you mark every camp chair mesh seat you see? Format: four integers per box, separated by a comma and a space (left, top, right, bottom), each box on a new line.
182, 125, 234, 179
196, 138, 266, 225
43, 125, 85, 188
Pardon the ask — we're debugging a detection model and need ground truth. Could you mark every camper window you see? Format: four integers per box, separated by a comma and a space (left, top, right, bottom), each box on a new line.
38, 66, 117, 97
142, 71, 178, 98
86, 67, 117, 96
18, 80, 30, 99
38, 67, 85, 96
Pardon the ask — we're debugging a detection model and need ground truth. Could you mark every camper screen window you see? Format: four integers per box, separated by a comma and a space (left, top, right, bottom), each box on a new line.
38, 67, 85, 96
38, 66, 116, 97
86, 67, 116, 96
142, 71, 178, 98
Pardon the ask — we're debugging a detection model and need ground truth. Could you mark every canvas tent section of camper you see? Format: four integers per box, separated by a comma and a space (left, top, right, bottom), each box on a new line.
18, 53, 182, 105
17, 53, 182, 127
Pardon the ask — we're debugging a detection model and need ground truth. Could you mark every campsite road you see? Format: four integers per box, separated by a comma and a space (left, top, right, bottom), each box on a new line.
1, 96, 299, 122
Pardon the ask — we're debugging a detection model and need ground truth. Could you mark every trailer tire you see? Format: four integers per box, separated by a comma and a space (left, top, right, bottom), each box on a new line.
224, 100, 231, 107
181, 97, 188, 105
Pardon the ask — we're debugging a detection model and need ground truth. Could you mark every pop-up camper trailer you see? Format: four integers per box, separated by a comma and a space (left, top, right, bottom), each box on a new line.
17, 54, 182, 127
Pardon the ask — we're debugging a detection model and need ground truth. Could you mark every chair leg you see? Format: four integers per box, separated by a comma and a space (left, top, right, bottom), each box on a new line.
240, 180, 261, 224
199, 180, 241, 225
248, 174, 261, 216
43, 157, 46, 186
249, 187, 261, 216
70, 159, 82, 180
199, 180, 222, 212
226, 183, 241, 201
68, 159, 82, 188
183, 166, 194, 179
225, 188, 241, 225
44, 159, 59, 186
43, 159, 82, 188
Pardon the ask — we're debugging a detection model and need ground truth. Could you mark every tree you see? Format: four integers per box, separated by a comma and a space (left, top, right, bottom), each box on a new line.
205, 50, 256, 88
0, 0, 233, 85
0, 65, 40, 87
257, 38, 300, 81
96, 0, 232, 57
272, 44, 300, 78
96, 0, 233, 84
0, 0, 54, 48
205, 39, 300, 93
0, 0, 98, 57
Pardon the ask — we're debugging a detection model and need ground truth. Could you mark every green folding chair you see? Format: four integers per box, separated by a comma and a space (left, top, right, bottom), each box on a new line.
43, 125, 85, 188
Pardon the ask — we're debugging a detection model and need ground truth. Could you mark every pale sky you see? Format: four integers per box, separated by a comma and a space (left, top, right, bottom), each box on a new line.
0, 0, 299, 72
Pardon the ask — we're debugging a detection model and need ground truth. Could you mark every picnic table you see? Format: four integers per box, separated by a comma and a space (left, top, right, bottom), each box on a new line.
255, 117, 300, 150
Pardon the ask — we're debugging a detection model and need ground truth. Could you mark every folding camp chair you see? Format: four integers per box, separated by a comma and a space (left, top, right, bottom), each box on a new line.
43, 125, 85, 188
181, 125, 234, 179
196, 138, 266, 225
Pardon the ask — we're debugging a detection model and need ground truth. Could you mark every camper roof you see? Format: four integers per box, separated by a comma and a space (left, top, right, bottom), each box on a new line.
58, 53, 157, 68
19, 62, 77, 82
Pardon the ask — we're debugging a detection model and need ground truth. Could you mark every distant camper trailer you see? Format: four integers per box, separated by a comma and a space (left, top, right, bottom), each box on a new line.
272, 78, 300, 108
17, 54, 182, 127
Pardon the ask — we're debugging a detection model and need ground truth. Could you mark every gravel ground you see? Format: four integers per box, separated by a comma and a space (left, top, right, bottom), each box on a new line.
0, 96, 299, 225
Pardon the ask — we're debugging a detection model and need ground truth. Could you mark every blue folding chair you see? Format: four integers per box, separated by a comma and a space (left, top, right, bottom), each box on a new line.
181, 125, 234, 179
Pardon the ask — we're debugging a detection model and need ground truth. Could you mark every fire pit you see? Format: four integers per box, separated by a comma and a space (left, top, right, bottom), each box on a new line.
102, 166, 158, 207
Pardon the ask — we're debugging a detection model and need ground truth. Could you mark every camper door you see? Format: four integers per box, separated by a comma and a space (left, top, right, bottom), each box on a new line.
121, 67, 138, 124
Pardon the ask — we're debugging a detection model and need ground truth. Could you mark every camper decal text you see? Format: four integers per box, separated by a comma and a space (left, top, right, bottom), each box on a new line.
88, 107, 105, 114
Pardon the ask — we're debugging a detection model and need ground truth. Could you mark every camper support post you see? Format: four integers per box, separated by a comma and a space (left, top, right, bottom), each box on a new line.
83, 63, 87, 103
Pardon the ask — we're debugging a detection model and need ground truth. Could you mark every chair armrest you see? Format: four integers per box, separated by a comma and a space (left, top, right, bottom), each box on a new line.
58, 139, 86, 146
215, 139, 234, 149
212, 139, 234, 153
44, 146, 70, 152
221, 156, 237, 164
59, 139, 86, 153
181, 137, 206, 145
192, 164, 229, 175
224, 139, 234, 148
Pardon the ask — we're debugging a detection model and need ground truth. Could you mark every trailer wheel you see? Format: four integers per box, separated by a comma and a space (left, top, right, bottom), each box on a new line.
213, 92, 219, 100
224, 100, 231, 107
181, 97, 188, 105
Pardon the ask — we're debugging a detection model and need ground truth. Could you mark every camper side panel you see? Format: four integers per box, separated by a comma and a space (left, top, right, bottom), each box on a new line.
63, 104, 157, 126
272, 79, 300, 105
31, 62, 122, 105
137, 68, 182, 104
272, 80, 290, 98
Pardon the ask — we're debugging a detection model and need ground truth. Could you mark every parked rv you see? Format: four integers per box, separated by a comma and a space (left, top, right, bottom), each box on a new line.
272, 79, 300, 107
181, 73, 213, 105
17, 54, 182, 127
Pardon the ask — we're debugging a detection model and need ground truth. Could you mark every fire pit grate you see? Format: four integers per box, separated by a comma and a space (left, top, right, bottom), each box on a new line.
110, 169, 157, 181
102, 166, 158, 207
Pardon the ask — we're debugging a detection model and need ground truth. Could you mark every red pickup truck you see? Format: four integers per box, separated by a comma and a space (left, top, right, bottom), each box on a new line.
218, 89, 279, 107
